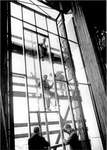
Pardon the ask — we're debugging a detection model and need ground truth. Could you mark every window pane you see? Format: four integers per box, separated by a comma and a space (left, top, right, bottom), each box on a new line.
12, 53, 25, 74
29, 98, 39, 111
49, 34, 60, 49
47, 18, 57, 34
69, 42, 87, 83
30, 113, 38, 123
11, 3, 22, 19
64, 14, 77, 42
11, 18, 23, 45
91, 138, 103, 150
15, 138, 28, 150
23, 8, 35, 24
36, 13, 47, 30
24, 30, 37, 50
13, 97, 28, 123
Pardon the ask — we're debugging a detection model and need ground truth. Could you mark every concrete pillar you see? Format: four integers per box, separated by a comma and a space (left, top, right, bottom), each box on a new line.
71, 2, 106, 149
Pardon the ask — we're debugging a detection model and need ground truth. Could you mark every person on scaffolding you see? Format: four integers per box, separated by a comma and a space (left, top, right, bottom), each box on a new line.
39, 37, 48, 61
63, 124, 82, 150
42, 74, 54, 111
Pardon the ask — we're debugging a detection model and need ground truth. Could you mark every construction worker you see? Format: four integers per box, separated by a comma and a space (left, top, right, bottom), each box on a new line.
42, 74, 54, 111
63, 124, 82, 150
28, 126, 50, 150
39, 37, 48, 60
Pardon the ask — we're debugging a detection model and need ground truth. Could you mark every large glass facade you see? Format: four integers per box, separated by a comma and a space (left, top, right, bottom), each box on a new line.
9, 1, 103, 150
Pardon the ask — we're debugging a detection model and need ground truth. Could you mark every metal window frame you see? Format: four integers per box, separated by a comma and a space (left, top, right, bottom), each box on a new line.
9, 1, 92, 150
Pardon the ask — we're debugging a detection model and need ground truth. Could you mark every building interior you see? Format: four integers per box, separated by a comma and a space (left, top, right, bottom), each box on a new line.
0, 0, 106, 150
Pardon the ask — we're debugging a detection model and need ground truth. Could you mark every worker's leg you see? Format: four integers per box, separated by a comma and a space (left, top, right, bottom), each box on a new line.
45, 97, 50, 111
49, 91, 57, 107
44, 91, 51, 110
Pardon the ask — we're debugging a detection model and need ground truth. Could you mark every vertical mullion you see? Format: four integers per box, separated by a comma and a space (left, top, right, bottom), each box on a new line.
34, 12, 51, 146
46, 18, 66, 150
21, 7, 31, 137
56, 13, 76, 130
33, 11, 43, 135
30, 18, 42, 133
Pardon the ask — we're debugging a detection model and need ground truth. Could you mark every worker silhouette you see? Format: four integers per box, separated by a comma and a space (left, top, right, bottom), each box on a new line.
63, 124, 81, 150
39, 37, 48, 60
42, 74, 54, 111
28, 126, 50, 150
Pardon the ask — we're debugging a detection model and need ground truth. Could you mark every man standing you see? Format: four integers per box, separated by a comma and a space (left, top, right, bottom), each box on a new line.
28, 127, 50, 150
42, 74, 54, 111
63, 124, 81, 150
39, 37, 48, 60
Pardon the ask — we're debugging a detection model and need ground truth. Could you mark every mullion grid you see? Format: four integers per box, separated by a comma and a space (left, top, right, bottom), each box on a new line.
45, 17, 66, 150
11, 1, 89, 148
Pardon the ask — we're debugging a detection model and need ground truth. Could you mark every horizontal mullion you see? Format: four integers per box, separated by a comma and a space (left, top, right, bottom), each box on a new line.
69, 82, 90, 86
14, 121, 59, 128
14, 120, 71, 128
11, 72, 26, 78
13, 91, 79, 100
13, 91, 38, 98
12, 91, 70, 99
13, 82, 38, 88
15, 130, 60, 138
55, 79, 67, 83
24, 27, 49, 38
73, 106, 80, 110
30, 111, 59, 113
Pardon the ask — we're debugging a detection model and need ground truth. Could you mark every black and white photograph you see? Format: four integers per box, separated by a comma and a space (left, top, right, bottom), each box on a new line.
0, 0, 106, 150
